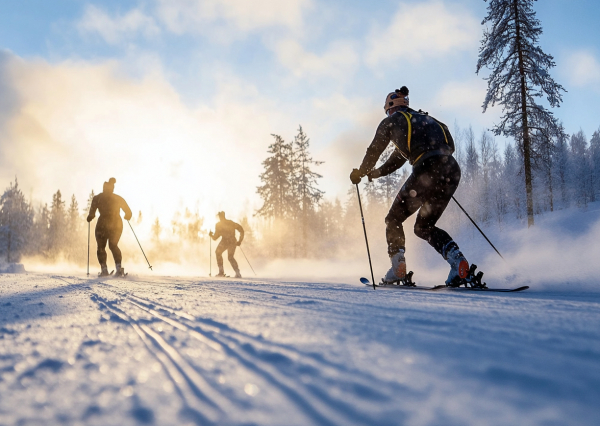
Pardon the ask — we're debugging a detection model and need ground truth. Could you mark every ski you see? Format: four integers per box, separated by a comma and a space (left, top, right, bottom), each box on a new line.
434, 285, 529, 293
360, 277, 445, 291
360, 275, 529, 292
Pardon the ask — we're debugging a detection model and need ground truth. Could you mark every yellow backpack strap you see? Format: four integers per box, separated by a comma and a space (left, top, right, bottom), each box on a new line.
432, 118, 449, 145
398, 111, 412, 154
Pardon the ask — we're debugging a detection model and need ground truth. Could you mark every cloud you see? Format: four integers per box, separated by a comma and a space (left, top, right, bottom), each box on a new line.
365, 0, 479, 67
434, 79, 485, 111
77, 5, 160, 44
565, 50, 600, 90
273, 39, 359, 79
0, 52, 294, 229
155, 0, 311, 35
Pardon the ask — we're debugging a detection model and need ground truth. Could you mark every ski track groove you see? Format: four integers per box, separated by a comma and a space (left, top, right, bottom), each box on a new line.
96, 282, 387, 426
90, 292, 230, 425
113, 286, 403, 390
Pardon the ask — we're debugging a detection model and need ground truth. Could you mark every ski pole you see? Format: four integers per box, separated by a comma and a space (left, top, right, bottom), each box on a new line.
87, 222, 90, 277
356, 184, 376, 290
127, 220, 153, 270
452, 196, 504, 260
209, 232, 212, 276
239, 246, 256, 276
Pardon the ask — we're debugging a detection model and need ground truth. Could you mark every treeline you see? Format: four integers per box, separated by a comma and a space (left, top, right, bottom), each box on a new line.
450, 124, 600, 224
251, 123, 600, 260
0, 180, 94, 263
2, 124, 599, 266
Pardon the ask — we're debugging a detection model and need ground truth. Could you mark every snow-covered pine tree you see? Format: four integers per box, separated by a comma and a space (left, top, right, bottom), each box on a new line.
503, 143, 526, 219
463, 126, 479, 189
589, 128, 600, 202
479, 131, 495, 222
0, 178, 34, 263
462, 126, 480, 220
477, 0, 565, 226
531, 122, 566, 212
569, 130, 593, 207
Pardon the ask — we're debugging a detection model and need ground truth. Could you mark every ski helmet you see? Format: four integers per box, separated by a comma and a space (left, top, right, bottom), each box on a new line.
384, 86, 409, 114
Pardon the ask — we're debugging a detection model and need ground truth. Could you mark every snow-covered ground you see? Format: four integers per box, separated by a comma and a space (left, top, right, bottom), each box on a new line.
2, 204, 600, 425
0, 271, 599, 425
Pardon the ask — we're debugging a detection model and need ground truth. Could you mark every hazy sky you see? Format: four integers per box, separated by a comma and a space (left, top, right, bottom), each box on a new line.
1, 0, 599, 229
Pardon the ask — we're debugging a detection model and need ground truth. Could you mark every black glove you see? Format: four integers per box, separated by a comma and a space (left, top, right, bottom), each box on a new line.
209, 231, 214, 237
350, 169, 362, 185
86, 215, 94, 223
236, 240, 241, 246
367, 169, 382, 182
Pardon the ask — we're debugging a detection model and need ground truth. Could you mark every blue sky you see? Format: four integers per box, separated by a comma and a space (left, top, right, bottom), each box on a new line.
1, 0, 599, 225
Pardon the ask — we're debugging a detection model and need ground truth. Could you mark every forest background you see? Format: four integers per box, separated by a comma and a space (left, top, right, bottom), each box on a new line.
2, 121, 599, 277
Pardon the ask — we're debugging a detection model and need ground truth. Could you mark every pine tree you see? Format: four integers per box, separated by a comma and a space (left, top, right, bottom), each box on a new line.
48, 190, 66, 257
477, 0, 565, 226
503, 143, 526, 219
0, 179, 34, 263
464, 126, 480, 188
479, 131, 495, 222
589, 128, 600, 201
256, 134, 294, 220
570, 130, 591, 207
256, 134, 296, 256
291, 126, 324, 256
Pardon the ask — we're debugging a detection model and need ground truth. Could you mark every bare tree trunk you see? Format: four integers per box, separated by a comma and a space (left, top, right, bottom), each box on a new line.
514, 0, 535, 226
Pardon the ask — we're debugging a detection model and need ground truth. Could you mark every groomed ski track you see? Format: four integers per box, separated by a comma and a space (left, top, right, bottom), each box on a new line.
1, 273, 599, 425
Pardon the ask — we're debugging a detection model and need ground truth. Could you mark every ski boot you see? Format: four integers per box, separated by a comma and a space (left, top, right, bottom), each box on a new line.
98, 265, 110, 277
115, 264, 126, 277
443, 244, 487, 288
234, 271, 242, 278
444, 244, 469, 287
382, 249, 415, 286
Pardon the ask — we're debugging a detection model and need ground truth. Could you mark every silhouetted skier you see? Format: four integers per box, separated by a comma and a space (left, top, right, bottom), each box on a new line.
209, 211, 244, 278
87, 178, 132, 277
350, 86, 470, 286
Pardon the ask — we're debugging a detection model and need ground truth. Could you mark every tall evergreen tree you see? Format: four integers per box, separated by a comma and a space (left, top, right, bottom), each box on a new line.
477, 0, 565, 226
292, 126, 324, 256
256, 134, 294, 221
0, 179, 34, 263
589, 128, 600, 201
570, 130, 591, 207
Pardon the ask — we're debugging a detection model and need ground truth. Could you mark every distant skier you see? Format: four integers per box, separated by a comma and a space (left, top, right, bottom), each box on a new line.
350, 86, 469, 286
87, 178, 132, 277
209, 211, 244, 278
